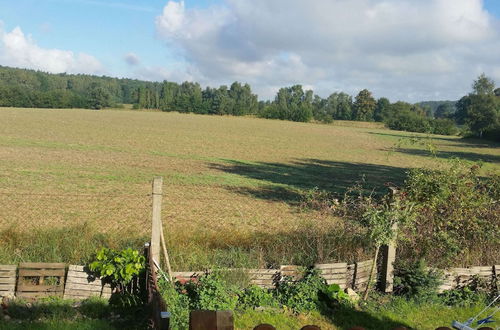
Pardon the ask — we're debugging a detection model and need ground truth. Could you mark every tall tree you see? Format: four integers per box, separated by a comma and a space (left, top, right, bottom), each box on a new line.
374, 97, 390, 122
353, 89, 376, 121
456, 74, 499, 138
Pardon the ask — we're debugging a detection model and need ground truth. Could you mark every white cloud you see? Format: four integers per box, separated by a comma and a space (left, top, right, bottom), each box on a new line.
155, 0, 500, 101
0, 25, 103, 74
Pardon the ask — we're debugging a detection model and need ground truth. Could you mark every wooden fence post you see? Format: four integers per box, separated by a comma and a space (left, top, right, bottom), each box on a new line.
380, 187, 398, 293
151, 177, 163, 268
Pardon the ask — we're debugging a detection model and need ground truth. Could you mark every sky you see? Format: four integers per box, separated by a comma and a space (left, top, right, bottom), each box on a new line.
0, 0, 499, 102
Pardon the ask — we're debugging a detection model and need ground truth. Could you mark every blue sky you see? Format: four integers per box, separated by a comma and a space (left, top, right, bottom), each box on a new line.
1, 0, 500, 101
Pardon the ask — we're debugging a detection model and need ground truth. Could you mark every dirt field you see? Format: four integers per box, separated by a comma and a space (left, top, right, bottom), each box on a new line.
1, 107, 498, 267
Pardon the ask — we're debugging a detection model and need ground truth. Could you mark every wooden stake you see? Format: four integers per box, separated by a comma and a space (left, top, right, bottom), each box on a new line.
151, 177, 163, 268
160, 226, 173, 283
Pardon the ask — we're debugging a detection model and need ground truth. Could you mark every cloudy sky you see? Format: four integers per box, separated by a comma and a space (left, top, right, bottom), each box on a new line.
0, 0, 499, 102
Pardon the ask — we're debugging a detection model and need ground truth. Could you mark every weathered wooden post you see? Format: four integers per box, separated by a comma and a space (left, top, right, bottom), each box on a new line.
151, 177, 163, 268
380, 187, 398, 293
189, 310, 234, 330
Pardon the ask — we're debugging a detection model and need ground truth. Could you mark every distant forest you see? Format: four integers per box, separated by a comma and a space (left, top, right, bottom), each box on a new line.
0, 66, 498, 140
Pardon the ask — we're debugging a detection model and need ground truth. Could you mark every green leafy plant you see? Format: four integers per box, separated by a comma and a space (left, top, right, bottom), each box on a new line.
88, 247, 145, 290
183, 273, 239, 311
440, 275, 491, 307
394, 259, 442, 302
319, 283, 351, 307
238, 285, 279, 310
158, 278, 191, 330
275, 270, 326, 313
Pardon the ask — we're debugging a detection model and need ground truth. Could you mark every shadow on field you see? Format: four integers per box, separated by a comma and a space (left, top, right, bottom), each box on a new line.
210, 159, 407, 204
322, 304, 412, 330
394, 148, 500, 164
370, 131, 500, 149
368, 131, 456, 142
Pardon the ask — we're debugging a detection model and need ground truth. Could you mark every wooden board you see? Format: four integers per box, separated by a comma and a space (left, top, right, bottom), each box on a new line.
314, 263, 347, 288
248, 269, 280, 288
0, 265, 16, 297
63, 265, 111, 300
17, 263, 65, 299
353, 260, 373, 291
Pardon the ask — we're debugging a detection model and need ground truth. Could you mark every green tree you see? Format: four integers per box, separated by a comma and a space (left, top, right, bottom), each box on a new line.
87, 83, 111, 110
434, 103, 454, 119
374, 97, 390, 122
456, 74, 499, 138
353, 89, 376, 121
472, 73, 495, 95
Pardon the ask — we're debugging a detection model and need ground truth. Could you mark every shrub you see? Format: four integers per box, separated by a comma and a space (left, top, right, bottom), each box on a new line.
400, 160, 500, 266
158, 279, 191, 330
394, 259, 442, 302
238, 285, 279, 310
88, 247, 145, 291
275, 270, 326, 313
385, 111, 431, 133
183, 273, 239, 311
431, 118, 458, 135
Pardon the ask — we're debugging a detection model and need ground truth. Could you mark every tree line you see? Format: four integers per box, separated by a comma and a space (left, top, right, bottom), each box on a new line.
0, 66, 498, 140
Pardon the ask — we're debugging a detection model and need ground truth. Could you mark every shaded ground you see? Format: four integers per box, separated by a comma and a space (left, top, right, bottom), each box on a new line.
211, 159, 407, 204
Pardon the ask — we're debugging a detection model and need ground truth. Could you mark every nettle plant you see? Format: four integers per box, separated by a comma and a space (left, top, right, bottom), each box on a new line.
89, 247, 145, 292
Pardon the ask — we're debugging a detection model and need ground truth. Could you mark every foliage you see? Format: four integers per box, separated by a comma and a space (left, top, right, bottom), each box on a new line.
319, 283, 351, 307
431, 118, 458, 135
158, 279, 191, 330
385, 109, 432, 133
275, 270, 326, 313
238, 285, 280, 310
361, 192, 415, 246
393, 259, 443, 302
353, 89, 376, 121
455, 74, 500, 140
400, 160, 500, 266
183, 272, 239, 311
88, 248, 145, 290
259, 85, 313, 122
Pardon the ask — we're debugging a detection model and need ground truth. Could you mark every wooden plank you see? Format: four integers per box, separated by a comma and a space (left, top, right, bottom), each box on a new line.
17, 284, 63, 292
18, 269, 65, 277
0, 284, 15, 290
19, 263, 65, 269
65, 283, 104, 291
0, 278, 15, 284
321, 274, 347, 281
0, 265, 17, 270
64, 272, 95, 280
66, 277, 102, 285
68, 265, 88, 272
314, 263, 347, 270
0, 272, 16, 277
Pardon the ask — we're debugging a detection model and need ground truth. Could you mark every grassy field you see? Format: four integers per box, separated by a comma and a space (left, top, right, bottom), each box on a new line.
0, 107, 499, 268
0, 297, 488, 330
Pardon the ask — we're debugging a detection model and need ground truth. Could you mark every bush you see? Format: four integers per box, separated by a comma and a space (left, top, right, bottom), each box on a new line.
238, 285, 279, 310
394, 259, 442, 302
431, 118, 458, 135
400, 160, 500, 266
275, 270, 326, 313
183, 273, 239, 311
158, 280, 190, 330
385, 111, 431, 133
